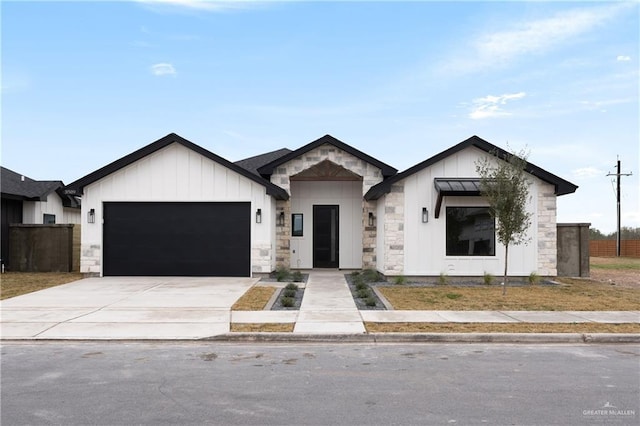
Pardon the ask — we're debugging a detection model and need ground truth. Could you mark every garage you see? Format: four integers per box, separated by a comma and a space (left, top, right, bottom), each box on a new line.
103, 202, 250, 277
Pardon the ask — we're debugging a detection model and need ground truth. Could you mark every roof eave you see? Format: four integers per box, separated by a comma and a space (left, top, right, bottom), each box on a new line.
64, 133, 289, 200
257, 134, 398, 178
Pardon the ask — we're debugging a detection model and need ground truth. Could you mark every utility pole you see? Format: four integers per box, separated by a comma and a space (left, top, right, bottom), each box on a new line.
606, 158, 632, 257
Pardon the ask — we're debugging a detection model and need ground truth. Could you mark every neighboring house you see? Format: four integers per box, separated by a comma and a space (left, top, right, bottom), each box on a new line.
65, 133, 577, 278
1, 167, 81, 267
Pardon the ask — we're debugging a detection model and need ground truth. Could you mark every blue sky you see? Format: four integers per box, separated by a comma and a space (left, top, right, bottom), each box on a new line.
2, 0, 638, 233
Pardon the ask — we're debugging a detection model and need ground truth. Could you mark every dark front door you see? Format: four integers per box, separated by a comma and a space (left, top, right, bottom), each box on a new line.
313, 205, 339, 268
103, 202, 250, 277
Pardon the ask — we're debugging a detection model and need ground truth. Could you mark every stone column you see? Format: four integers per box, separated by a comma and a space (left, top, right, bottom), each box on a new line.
275, 200, 291, 269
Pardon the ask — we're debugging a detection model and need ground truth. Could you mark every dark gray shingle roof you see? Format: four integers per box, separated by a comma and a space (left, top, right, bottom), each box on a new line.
1, 167, 62, 200
234, 148, 292, 176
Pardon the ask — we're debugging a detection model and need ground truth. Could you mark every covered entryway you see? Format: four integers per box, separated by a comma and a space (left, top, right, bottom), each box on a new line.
103, 202, 250, 276
313, 205, 339, 268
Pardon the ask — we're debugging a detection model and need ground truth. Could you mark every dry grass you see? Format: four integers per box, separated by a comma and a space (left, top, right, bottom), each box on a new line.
378, 280, 640, 311
591, 256, 640, 270
0, 272, 83, 300
230, 323, 294, 332
366, 322, 640, 333
231, 286, 277, 311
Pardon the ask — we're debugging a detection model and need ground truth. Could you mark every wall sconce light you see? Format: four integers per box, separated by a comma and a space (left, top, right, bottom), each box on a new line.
88, 208, 96, 224
278, 211, 285, 227
422, 207, 428, 223
368, 212, 375, 227
256, 208, 262, 224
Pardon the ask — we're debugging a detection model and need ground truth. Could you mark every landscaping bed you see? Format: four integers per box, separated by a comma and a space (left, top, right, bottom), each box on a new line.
345, 270, 387, 310
270, 283, 305, 310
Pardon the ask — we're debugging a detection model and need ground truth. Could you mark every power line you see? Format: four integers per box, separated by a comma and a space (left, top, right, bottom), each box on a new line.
606, 157, 632, 257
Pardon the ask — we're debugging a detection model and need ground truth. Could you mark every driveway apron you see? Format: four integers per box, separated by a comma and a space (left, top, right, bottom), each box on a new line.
0, 277, 257, 339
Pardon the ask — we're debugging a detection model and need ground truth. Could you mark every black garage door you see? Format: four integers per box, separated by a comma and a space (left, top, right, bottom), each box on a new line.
103, 202, 250, 276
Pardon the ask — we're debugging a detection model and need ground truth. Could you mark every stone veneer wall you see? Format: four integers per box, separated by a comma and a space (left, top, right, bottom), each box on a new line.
362, 200, 377, 269
81, 244, 101, 275
270, 143, 384, 269
537, 183, 557, 276
382, 183, 405, 275
275, 200, 291, 268
252, 243, 272, 274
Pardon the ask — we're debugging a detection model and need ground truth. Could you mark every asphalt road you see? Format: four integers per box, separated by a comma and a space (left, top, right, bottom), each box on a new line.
1, 342, 638, 425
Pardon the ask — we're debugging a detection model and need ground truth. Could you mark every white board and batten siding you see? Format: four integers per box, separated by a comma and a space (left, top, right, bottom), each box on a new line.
399, 146, 544, 277
289, 180, 363, 269
23, 193, 81, 225
80, 142, 274, 275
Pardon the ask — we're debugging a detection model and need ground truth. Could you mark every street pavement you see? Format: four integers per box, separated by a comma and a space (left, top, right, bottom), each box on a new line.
1, 271, 638, 341
2, 342, 638, 425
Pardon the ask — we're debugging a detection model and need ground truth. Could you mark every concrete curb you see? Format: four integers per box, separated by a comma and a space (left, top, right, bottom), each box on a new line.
205, 332, 640, 344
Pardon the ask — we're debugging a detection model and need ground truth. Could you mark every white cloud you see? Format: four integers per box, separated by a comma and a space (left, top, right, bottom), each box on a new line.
441, 3, 632, 74
617, 55, 631, 61
150, 63, 176, 76
572, 167, 604, 179
469, 92, 526, 120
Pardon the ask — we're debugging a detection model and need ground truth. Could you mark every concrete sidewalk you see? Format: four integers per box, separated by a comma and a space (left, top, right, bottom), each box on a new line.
0, 272, 638, 341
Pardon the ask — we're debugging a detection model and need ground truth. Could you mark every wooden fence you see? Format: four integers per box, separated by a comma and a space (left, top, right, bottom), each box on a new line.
589, 240, 640, 258
8, 224, 80, 272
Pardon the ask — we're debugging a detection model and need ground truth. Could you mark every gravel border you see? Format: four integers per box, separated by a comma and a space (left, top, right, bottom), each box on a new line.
270, 285, 305, 310
344, 274, 387, 310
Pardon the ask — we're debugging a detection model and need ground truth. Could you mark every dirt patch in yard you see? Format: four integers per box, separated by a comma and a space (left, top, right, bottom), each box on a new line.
366, 322, 640, 333
0, 272, 83, 300
231, 323, 294, 332
231, 286, 277, 311
589, 257, 639, 289
378, 280, 639, 311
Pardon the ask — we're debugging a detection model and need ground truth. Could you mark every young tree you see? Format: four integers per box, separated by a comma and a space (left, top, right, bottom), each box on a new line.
475, 148, 532, 295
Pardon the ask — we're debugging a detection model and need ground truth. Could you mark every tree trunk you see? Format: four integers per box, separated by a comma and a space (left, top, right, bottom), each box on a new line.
503, 244, 509, 296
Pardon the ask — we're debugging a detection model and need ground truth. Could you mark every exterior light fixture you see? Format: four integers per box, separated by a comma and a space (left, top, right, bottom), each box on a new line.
368, 212, 375, 227
422, 207, 428, 223
88, 208, 96, 224
256, 208, 262, 224
278, 211, 285, 227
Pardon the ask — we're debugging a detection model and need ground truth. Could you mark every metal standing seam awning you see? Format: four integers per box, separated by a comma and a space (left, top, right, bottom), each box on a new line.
434, 178, 482, 218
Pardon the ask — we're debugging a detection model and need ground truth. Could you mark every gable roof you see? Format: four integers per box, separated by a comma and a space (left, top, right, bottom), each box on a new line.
256, 134, 398, 178
235, 148, 292, 176
365, 135, 578, 200
64, 133, 289, 200
1, 167, 80, 208
1, 167, 60, 200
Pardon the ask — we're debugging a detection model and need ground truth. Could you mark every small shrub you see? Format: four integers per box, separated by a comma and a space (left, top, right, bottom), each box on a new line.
281, 297, 295, 307
445, 293, 462, 300
285, 283, 299, 291
291, 271, 303, 282
438, 273, 449, 285
483, 272, 494, 285
357, 288, 371, 299
355, 282, 368, 291
353, 275, 365, 286
529, 272, 540, 285
362, 269, 380, 283
275, 266, 290, 282
283, 289, 297, 298
365, 297, 377, 307
351, 271, 361, 277
393, 275, 407, 285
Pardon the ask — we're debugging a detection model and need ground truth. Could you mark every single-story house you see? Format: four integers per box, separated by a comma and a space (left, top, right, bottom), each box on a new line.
1, 167, 81, 267
65, 133, 577, 278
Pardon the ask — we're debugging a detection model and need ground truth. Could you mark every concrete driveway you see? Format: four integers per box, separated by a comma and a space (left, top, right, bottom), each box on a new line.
0, 276, 258, 339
